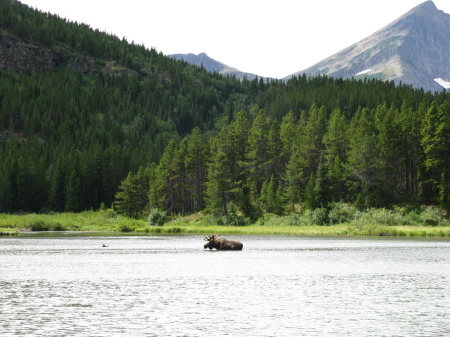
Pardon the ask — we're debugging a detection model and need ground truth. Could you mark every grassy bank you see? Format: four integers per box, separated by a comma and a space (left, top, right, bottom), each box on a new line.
0, 210, 146, 233
1, 204, 450, 237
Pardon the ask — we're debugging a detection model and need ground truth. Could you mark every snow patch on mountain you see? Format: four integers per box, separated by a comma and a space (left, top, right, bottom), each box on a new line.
355, 69, 372, 76
434, 78, 450, 89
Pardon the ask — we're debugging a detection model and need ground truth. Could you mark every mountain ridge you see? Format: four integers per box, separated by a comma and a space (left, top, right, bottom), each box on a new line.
287, 1, 450, 92
174, 1, 450, 92
169, 52, 262, 80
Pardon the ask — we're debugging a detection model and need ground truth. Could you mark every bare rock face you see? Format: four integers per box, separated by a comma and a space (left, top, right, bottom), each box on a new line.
288, 1, 450, 92
0, 33, 54, 72
0, 31, 137, 77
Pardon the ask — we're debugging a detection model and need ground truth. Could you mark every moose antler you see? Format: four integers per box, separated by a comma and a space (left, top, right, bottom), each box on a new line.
204, 234, 219, 241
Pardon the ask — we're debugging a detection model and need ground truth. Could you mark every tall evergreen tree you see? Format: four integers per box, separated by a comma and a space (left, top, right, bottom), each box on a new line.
245, 110, 272, 202
346, 108, 382, 208
185, 126, 208, 213
323, 108, 348, 202
115, 166, 152, 218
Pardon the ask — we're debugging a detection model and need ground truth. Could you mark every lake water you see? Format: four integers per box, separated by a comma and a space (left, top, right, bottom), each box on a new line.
1, 234, 449, 336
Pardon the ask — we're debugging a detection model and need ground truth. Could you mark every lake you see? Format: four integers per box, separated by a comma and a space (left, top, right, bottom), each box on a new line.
1, 234, 449, 336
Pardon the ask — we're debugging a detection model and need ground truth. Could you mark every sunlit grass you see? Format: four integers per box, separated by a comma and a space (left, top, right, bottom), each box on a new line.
0, 227, 18, 235
0, 210, 146, 232
154, 222, 450, 237
1, 205, 450, 237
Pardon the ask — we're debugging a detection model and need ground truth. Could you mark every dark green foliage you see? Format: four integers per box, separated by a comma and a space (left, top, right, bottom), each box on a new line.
114, 165, 153, 218
1, 1, 450, 218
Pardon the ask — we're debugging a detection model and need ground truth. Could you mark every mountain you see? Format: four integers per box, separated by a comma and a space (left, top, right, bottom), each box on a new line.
169, 52, 262, 80
288, 1, 450, 92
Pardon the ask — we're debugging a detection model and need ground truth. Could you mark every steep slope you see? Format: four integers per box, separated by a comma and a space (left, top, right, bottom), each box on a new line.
169, 52, 262, 80
288, 1, 450, 92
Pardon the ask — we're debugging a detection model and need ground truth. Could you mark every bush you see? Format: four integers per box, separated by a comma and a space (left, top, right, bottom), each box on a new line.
328, 203, 358, 224
29, 220, 51, 231
419, 206, 447, 226
51, 222, 65, 231
147, 208, 167, 226
309, 208, 329, 226
217, 214, 251, 226
119, 224, 133, 232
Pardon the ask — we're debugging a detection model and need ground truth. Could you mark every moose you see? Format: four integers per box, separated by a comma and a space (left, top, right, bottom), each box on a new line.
203, 234, 243, 251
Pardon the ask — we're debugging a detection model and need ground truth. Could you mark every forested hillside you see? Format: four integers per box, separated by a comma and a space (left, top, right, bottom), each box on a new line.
1, 1, 450, 219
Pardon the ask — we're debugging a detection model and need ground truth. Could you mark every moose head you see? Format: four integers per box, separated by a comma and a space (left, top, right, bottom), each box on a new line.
203, 234, 243, 251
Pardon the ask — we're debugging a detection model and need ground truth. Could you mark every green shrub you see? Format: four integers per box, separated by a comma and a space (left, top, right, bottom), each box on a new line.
167, 227, 183, 233
147, 208, 167, 226
217, 214, 251, 226
328, 203, 358, 224
51, 222, 65, 231
119, 224, 133, 232
309, 208, 329, 226
29, 220, 51, 231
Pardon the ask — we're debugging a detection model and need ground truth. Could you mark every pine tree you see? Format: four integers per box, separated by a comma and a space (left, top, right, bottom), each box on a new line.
346, 107, 382, 208
149, 140, 176, 211
421, 101, 450, 208
283, 136, 304, 213
185, 126, 208, 213
375, 103, 402, 203
205, 127, 235, 215
297, 104, 327, 179
323, 108, 348, 202
314, 152, 329, 208
279, 111, 297, 172
420, 101, 440, 203
304, 172, 317, 210
245, 110, 272, 202
436, 101, 450, 209
114, 166, 152, 218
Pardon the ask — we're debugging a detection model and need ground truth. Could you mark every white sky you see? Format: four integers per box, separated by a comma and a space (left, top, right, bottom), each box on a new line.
19, 0, 450, 79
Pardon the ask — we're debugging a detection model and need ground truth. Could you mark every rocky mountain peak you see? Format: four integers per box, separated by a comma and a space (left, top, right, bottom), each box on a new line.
287, 0, 450, 92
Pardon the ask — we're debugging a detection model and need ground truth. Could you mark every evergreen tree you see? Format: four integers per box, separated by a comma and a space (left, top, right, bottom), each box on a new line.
279, 111, 297, 171
115, 165, 152, 218
346, 108, 383, 208
420, 101, 440, 203
149, 140, 177, 211
323, 108, 348, 202
375, 103, 402, 203
304, 172, 317, 210
421, 101, 450, 208
297, 104, 327, 179
313, 152, 329, 208
244, 110, 272, 202
185, 126, 208, 213
205, 127, 235, 215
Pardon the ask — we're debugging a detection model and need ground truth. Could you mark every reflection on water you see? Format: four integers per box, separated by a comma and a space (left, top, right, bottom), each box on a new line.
1, 235, 450, 336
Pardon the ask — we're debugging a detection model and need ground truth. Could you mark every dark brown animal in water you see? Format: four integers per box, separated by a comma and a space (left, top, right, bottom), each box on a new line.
203, 234, 243, 250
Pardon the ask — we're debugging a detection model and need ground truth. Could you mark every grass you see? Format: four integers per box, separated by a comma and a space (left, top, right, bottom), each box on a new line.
151, 222, 450, 237
0, 228, 19, 235
0, 209, 146, 233
1, 204, 450, 237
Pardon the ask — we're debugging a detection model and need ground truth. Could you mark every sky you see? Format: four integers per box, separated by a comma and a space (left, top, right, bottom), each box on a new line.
19, 0, 450, 79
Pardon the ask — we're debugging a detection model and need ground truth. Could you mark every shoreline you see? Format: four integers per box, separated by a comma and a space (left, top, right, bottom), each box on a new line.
2, 210, 450, 237
2, 224, 450, 238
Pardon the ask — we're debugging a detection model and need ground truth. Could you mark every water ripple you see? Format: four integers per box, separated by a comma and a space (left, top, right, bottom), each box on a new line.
1, 236, 449, 336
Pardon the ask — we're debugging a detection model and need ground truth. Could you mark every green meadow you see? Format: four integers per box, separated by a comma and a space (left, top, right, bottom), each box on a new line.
1, 204, 450, 237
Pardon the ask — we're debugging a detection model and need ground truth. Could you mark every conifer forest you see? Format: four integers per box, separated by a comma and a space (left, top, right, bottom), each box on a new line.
1, 1, 450, 222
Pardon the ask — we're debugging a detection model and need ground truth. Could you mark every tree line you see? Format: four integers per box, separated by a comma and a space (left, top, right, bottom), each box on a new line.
115, 100, 450, 221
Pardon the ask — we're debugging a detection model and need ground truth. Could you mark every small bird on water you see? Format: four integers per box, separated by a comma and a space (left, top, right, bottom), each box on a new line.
102, 244, 108, 247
